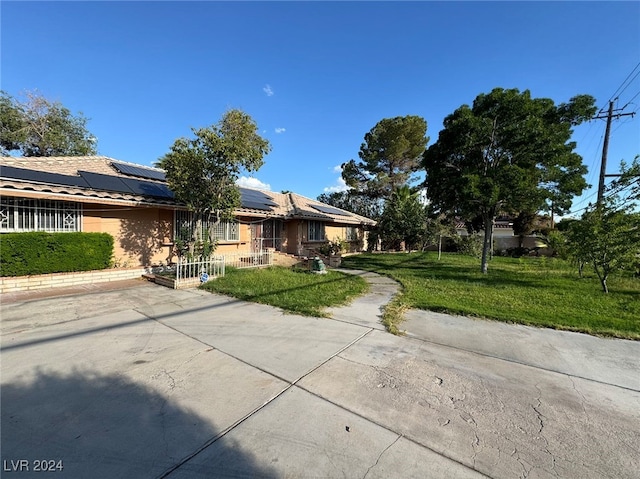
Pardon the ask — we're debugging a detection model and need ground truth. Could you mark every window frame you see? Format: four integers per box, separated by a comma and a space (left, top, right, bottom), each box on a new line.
308, 220, 326, 242
345, 226, 358, 241
174, 211, 240, 243
0, 197, 82, 233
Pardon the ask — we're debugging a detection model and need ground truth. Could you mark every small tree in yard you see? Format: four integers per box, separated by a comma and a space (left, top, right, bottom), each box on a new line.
424, 207, 457, 259
565, 162, 640, 293
566, 204, 640, 293
158, 109, 271, 258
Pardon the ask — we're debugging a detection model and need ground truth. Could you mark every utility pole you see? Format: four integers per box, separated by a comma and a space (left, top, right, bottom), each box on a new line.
594, 100, 635, 206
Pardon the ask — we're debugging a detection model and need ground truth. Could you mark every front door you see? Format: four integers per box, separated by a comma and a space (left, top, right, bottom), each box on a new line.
251, 220, 282, 252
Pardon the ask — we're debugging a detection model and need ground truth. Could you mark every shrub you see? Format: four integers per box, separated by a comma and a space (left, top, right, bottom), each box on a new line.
319, 238, 346, 256
0, 232, 114, 276
453, 234, 483, 257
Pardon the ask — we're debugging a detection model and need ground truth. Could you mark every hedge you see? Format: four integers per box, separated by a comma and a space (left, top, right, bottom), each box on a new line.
0, 232, 114, 277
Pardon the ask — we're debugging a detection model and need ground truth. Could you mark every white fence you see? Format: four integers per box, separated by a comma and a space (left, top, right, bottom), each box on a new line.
176, 255, 225, 287
222, 250, 273, 269
174, 250, 273, 288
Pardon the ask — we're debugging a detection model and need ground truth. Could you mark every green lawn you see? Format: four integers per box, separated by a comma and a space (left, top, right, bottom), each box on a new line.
342, 252, 640, 339
200, 266, 368, 317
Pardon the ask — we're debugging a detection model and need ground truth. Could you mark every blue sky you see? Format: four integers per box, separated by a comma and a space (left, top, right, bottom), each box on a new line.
2, 1, 639, 216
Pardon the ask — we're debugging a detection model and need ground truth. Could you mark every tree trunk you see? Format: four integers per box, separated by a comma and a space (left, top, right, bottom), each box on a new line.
593, 261, 609, 293
480, 214, 493, 274
438, 234, 442, 260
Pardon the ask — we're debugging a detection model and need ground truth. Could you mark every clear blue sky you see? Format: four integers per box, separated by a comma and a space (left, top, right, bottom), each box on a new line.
2, 1, 639, 216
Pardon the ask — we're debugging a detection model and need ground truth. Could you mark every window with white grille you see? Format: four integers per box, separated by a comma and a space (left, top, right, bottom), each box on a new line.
308, 221, 325, 241
174, 211, 239, 242
0, 197, 81, 233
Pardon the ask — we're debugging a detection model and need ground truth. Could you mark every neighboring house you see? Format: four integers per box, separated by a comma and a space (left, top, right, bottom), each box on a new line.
455, 217, 548, 253
0, 156, 376, 267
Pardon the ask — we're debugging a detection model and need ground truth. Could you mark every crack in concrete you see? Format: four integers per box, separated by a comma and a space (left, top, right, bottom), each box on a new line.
152, 368, 177, 391
569, 376, 590, 421
322, 449, 344, 479
531, 384, 545, 436
471, 430, 480, 468
362, 434, 402, 479
531, 384, 560, 477
516, 454, 532, 479
175, 349, 206, 371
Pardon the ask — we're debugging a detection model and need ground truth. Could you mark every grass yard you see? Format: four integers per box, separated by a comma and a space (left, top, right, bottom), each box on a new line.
200, 266, 368, 317
342, 252, 640, 339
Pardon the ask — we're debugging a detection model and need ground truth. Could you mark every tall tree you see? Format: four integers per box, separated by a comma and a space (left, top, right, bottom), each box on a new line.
423, 88, 596, 273
342, 115, 428, 200
378, 186, 426, 251
317, 191, 383, 220
0, 90, 97, 156
158, 109, 271, 253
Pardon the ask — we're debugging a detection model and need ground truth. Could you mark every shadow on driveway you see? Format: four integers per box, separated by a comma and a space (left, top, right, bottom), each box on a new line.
1, 369, 278, 478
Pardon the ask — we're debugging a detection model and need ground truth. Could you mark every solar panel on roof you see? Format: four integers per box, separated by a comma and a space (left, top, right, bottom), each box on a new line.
120, 177, 174, 198
112, 162, 166, 181
311, 204, 351, 217
79, 171, 133, 195
0, 165, 89, 188
152, 183, 174, 199
242, 201, 274, 211
239, 188, 278, 208
1, 164, 174, 200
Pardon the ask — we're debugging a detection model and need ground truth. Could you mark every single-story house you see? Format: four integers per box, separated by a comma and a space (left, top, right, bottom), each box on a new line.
0, 156, 376, 267
455, 217, 549, 253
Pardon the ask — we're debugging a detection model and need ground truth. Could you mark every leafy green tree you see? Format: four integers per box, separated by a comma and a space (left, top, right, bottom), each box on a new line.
158, 109, 271, 254
566, 202, 640, 293
342, 115, 428, 200
512, 211, 551, 249
317, 191, 383, 220
0, 90, 97, 156
611, 156, 640, 206
542, 229, 569, 260
317, 190, 384, 251
378, 186, 426, 251
423, 88, 596, 273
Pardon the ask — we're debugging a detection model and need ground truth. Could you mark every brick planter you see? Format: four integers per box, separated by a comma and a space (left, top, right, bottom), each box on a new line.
0, 268, 146, 294
150, 274, 203, 290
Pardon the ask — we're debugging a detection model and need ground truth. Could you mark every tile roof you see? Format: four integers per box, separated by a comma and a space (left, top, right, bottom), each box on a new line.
289, 192, 376, 225
0, 156, 376, 225
0, 156, 175, 207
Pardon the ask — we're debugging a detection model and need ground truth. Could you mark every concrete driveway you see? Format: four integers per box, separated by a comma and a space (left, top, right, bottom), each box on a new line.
1, 271, 639, 478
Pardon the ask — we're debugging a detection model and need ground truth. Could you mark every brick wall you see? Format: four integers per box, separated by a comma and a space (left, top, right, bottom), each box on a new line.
0, 268, 146, 294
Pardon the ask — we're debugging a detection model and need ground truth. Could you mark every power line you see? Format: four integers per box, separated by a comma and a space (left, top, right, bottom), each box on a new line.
616, 69, 640, 101
585, 129, 605, 190
621, 89, 640, 110
606, 61, 640, 105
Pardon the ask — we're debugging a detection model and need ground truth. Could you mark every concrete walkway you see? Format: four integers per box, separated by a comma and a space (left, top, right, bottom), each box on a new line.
1, 271, 639, 478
